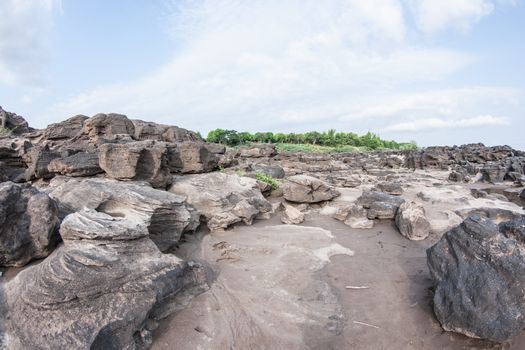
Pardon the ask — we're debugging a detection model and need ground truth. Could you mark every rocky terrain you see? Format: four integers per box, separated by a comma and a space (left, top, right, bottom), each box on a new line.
1, 105, 525, 349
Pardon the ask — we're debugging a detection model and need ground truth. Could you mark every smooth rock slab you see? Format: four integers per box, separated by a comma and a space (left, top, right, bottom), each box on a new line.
427, 216, 525, 342
169, 172, 271, 231
48, 177, 199, 252
2, 210, 207, 350
282, 175, 340, 203
0, 182, 60, 267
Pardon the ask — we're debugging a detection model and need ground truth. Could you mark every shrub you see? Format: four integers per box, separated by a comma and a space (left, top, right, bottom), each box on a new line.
255, 171, 279, 190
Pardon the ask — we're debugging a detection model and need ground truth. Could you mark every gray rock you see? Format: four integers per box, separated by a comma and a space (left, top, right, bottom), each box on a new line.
332, 203, 374, 229
167, 141, 219, 174
357, 190, 405, 219
481, 162, 507, 183
48, 152, 103, 177
169, 173, 271, 231
521, 188, 525, 200
376, 182, 403, 195
132, 119, 200, 142
448, 171, 466, 183
48, 177, 199, 251
0, 182, 60, 267
282, 175, 340, 203
239, 144, 277, 158
98, 141, 172, 188
395, 201, 430, 240
251, 163, 285, 179
281, 203, 305, 224
0, 106, 32, 134
2, 209, 207, 349
23, 145, 61, 180
427, 216, 525, 342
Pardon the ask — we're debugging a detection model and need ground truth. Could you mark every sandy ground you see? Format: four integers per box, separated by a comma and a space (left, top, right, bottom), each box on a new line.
150, 210, 525, 350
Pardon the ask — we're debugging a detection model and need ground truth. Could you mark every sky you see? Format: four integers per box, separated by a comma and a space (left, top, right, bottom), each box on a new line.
0, 0, 524, 149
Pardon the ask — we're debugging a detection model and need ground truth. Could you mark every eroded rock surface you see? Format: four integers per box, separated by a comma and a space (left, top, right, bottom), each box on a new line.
2, 209, 207, 349
0, 182, 60, 267
282, 175, 340, 203
427, 216, 525, 342
169, 173, 271, 231
395, 201, 431, 240
358, 190, 405, 219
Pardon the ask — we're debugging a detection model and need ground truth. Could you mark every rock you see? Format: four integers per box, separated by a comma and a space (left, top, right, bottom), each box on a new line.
2, 209, 207, 349
357, 190, 405, 219
43, 115, 88, 140
0, 106, 32, 134
454, 207, 522, 223
98, 141, 172, 188
281, 203, 305, 224
427, 216, 525, 342
132, 119, 200, 142
337, 203, 374, 229
239, 144, 277, 158
376, 182, 403, 195
0, 182, 60, 267
0, 137, 30, 181
166, 141, 219, 174
521, 188, 525, 200
282, 175, 340, 203
48, 177, 199, 251
23, 145, 61, 180
82, 113, 135, 143
448, 171, 465, 183
251, 163, 285, 179
48, 152, 103, 177
470, 188, 489, 198
169, 173, 272, 231
481, 162, 507, 183
395, 201, 431, 240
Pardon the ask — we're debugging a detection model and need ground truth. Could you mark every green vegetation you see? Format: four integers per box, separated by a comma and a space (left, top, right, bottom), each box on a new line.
254, 171, 280, 190
0, 126, 12, 137
206, 128, 417, 151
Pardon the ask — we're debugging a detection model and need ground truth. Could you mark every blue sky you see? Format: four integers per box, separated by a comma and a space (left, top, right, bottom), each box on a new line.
1, 0, 524, 148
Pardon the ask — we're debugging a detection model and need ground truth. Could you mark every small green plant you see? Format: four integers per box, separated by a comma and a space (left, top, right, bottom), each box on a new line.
255, 171, 279, 190
235, 169, 245, 177
0, 126, 11, 137
218, 165, 225, 173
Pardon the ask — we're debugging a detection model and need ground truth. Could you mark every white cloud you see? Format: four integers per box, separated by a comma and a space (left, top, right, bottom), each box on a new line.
0, 0, 61, 86
385, 115, 511, 132
407, 0, 516, 34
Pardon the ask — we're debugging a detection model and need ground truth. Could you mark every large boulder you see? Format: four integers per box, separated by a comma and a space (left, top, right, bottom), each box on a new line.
395, 201, 431, 240
43, 115, 88, 140
0, 182, 60, 267
132, 119, 200, 142
48, 177, 199, 251
282, 175, 340, 203
0, 137, 31, 181
481, 162, 507, 183
1, 209, 207, 349
0, 106, 32, 134
167, 141, 219, 174
427, 216, 525, 342
23, 145, 61, 180
169, 172, 272, 231
82, 113, 135, 143
48, 152, 103, 177
357, 190, 405, 219
98, 141, 172, 188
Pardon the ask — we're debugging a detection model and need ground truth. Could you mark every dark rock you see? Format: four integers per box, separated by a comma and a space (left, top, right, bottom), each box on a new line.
427, 216, 525, 342
0, 106, 32, 134
48, 152, 103, 177
448, 171, 465, 183
357, 190, 405, 219
0, 182, 60, 267
166, 142, 219, 174
23, 145, 61, 181
2, 209, 207, 349
132, 119, 200, 142
98, 141, 172, 188
239, 144, 277, 158
82, 113, 135, 143
481, 162, 507, 183
43, 115, 88, 140
376, 182, 403, 195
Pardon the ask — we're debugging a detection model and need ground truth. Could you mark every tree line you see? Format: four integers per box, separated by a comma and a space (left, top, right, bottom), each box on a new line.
206, 128, 417, 150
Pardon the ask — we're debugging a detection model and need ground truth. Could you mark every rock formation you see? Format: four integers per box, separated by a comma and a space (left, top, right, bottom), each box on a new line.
282, 175, 340, 203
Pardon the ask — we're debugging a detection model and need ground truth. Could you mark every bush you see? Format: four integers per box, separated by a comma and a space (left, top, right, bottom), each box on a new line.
255, 171, 279, 190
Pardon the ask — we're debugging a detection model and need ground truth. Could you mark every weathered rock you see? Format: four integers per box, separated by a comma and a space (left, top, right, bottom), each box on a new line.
0, 137, 30, 181
395, 201, 431, 240
82, 113, 135, 143
166, 141, 218, 174
0, 182, 60, 267
2, 209, 207, 349
454, 207, 522, 223
48, 177, 199, 251
43, 115, 88, 140
251, 163, 285, 179
0, 106, 32, 134
481, 162, 507, 183
132, 119, 200, 142
98, 141, 171, 188
357, 190, 405, 219
376, 182, 403, 195
239, 144, 277, 158
331, 203, 374, 229
282, 175, 340, 203
521, 188, 525, 200
448, 171, 466, 183
281, 203, 305, 224
427, 216, 525, 342
169, 173, 272, 231
23, 145, 61, 180
48, 152, 103, 177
